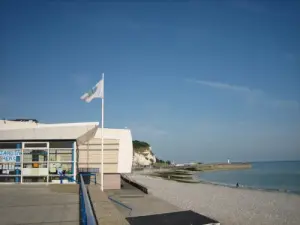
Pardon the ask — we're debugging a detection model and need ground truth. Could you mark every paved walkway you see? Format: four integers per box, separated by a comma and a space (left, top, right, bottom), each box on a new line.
106, 177, 220, 225
89, 185, 130, 225
105, 179, 182, 218
0, 184, 79, 225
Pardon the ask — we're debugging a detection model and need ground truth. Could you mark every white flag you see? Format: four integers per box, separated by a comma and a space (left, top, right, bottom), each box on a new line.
80, 79, 104, 103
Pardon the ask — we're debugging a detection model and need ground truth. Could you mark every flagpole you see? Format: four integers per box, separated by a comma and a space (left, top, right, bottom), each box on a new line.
101, 73, 104, 191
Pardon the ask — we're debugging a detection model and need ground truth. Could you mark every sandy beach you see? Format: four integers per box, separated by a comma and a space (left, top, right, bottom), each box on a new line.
127, 174, 300, 225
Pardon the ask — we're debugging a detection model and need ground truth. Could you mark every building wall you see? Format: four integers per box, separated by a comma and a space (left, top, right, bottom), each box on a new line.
0, 120, 133, 189
78, 128, 133, 189
78, 164, 118, 173
77, 138, 119, 173
94, 128, 133, 173
96, 173, 121, 190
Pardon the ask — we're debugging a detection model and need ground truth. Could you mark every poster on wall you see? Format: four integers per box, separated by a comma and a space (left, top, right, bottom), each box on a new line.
0, 150, 21, 162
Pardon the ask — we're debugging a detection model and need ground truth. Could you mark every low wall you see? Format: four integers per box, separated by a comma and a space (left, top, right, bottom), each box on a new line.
88, 185, 130, 225
205, 163, 252, 170
121, 174, 148, 194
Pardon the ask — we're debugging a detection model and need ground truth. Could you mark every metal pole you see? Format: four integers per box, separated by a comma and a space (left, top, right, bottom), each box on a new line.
21, 143, 24, 183
101, 73, 104, 191
73, 142, 77, 183
47, 143, 50, 184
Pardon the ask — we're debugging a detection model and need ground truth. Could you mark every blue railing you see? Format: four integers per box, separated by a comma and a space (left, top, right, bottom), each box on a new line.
79, 174, 97, 225
58, 173, 97, 184
108, 195, 133, 216
80, 173, 97, 184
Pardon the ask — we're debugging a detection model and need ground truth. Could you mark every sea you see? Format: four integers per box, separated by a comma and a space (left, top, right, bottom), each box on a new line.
197, 161, 300, 194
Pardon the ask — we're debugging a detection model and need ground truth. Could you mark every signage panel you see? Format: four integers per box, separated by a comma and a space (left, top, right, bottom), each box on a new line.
0, 150, 21, 162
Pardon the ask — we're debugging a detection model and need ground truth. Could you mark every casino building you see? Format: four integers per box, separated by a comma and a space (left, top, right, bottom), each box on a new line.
0, 119, 133, 189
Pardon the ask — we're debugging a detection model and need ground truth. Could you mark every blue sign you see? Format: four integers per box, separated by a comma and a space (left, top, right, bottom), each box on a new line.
0, 150, 21, 162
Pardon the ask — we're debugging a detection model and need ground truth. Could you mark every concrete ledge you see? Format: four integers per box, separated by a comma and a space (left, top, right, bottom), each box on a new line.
88, 185, 130, 225
121, 175, 148, 194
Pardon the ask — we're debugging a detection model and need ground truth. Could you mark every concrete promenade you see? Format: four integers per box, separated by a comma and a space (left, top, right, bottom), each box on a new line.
106, 179, 182, 218
0, 184, 79, 225
88, 185, 130, 225
106, 177, 220, 225
0, 179, 221, 225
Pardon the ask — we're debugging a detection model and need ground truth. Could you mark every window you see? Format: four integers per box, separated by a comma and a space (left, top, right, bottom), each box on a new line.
78, 168, 99, 173
49, 141, 74, 148
0, 143, 20, 149
24, 143, 47, 148
49, 149, 72, 162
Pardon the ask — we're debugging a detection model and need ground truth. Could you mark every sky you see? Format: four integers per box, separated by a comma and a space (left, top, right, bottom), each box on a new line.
0, 0, 299, 163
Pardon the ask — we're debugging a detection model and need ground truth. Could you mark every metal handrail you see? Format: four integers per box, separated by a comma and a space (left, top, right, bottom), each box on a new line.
80, 174, 97, 225
108, 195, 132, 216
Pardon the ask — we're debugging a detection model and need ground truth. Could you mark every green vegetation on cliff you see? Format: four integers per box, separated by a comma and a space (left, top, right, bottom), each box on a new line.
132, 140, 150, 152
132, 140, 153, 156
132, 140, 170, 163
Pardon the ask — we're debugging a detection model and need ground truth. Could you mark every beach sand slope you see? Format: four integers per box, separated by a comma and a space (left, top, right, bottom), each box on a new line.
127, 174, 300, 225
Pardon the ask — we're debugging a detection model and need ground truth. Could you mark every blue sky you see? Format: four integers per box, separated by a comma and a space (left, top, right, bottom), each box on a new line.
1, 0, 299, 162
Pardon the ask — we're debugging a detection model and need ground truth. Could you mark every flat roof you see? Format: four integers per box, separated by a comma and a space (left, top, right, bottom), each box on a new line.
0, 121, 99, 143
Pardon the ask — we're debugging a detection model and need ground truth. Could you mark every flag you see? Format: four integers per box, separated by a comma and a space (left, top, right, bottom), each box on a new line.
80, 79, 104, 103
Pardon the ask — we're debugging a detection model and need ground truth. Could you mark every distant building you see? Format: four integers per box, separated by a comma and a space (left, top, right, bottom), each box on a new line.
175, 164, 185, 167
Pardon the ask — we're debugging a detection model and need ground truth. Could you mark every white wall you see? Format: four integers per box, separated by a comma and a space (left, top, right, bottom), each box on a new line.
94, 128, 133, 173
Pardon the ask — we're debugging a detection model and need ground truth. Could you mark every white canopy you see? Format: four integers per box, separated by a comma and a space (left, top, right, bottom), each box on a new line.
0, 120, 99, 145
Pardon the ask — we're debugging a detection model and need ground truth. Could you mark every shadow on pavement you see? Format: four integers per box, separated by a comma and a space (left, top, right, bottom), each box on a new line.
126, 210, 220, 225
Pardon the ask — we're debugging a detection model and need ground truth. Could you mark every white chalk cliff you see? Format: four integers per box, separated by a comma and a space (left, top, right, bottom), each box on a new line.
133, 147, 156, 166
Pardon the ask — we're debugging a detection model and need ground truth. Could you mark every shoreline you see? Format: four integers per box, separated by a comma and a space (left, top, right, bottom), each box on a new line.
129, 173, 300, 225
148, 172, 300, 196
139, 169, 300, 196
196, 178, 300, 196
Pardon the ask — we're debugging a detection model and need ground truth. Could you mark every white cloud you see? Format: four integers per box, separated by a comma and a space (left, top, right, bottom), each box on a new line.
187, 79, 299, 110
188, 79, 262, 94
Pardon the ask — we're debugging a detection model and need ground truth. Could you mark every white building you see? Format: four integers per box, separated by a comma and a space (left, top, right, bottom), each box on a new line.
0, 119, 133, 189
